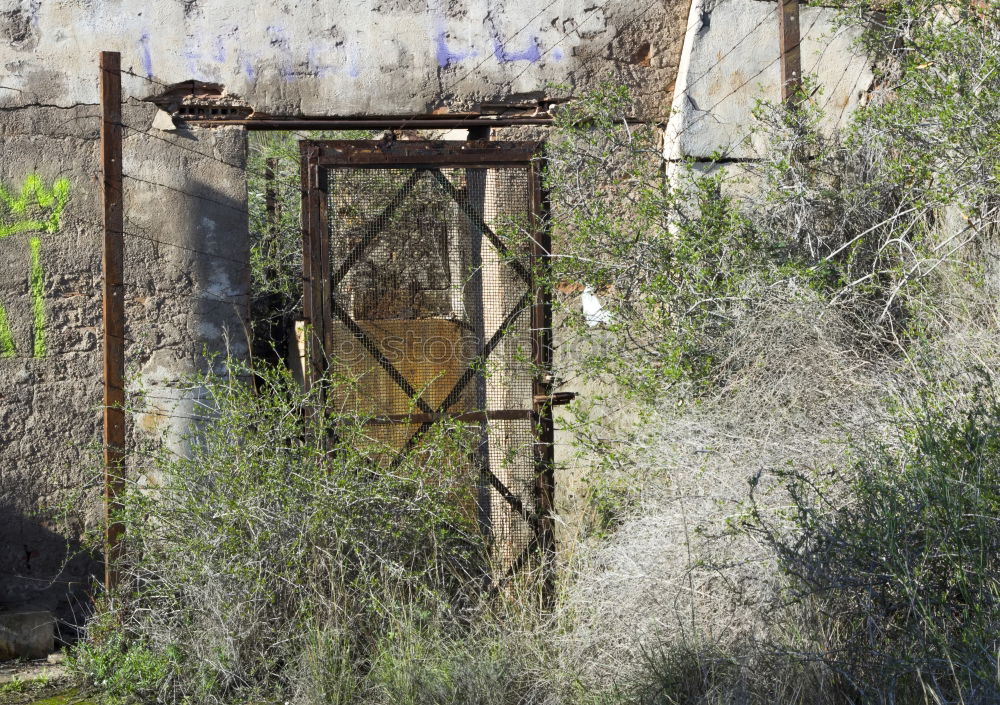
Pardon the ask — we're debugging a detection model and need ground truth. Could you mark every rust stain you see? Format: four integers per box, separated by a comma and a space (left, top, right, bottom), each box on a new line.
138, 408, 167, 433
630, 41, 652, 67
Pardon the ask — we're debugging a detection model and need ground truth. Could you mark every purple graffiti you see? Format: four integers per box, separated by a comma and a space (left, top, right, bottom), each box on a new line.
266, 25, 289, 50
346, 43, 361, 78
212, 35, 226, 63
240, 52, 256, 80
266, 26, 296, 80
486, 2, 543, 65
434, 18, 475, 68
493, 35, 541, 63
182, 46, 203, 79
306, 46, 335, 77
137, 32, 153, 78
552, 48, 564, 61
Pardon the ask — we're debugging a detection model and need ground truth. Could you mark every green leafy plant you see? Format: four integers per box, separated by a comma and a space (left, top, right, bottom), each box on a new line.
74, 358, 493, 704
70, 605, 174, 705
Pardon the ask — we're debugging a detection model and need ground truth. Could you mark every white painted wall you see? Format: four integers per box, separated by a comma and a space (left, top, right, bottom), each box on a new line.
664, 0, 873, 160
0, 0, 684, 116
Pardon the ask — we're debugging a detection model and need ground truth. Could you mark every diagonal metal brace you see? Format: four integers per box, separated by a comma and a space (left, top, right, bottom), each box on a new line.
386, 418, 534, 525
436, 290, 532, 414
428, 169, 532, 284
483, 466, 536, 528
383, 290, 533, 517
330, 298, 436, 415
331, 169, 427, 287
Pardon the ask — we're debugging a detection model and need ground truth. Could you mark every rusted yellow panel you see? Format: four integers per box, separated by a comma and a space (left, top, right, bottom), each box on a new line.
329, 318, 476, 417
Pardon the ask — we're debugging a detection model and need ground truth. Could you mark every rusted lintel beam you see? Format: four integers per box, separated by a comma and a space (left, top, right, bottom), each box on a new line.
365, 410, 534, 425
181, 116, 653, 130
314, 140, 543, 168
100, 50, 125, 592
185, 117, 556, 129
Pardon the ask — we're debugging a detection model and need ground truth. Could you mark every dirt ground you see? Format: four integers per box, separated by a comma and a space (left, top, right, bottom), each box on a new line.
0, 656, 97, 705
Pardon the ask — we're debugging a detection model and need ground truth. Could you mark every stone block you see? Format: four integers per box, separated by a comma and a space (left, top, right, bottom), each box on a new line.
0, 609, 55, 660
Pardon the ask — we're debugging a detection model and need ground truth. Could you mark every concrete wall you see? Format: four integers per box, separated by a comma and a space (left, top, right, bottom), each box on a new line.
665, 0, 874, 160
0, 100, 247, 632
0, 0, 690, 118
0, 104, 103, 633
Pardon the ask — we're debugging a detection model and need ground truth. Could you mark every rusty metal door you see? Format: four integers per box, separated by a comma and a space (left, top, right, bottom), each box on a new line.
300, 140, 556, 592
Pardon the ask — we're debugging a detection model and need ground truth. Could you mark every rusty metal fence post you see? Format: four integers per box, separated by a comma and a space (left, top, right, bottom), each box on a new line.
529, 158, 556, 605
779, 0, 803, 105
100, 50, 125, 591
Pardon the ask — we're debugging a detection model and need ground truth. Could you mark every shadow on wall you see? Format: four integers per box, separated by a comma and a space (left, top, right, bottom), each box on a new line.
125, 124, 251, 466
0, 500, 100, 647
123, 122, 251, 380
189, 172, 251, 368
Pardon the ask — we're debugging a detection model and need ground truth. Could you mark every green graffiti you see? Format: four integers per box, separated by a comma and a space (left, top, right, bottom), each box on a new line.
29, 236, 45, 357
0, 175, 70, 358
0, 303, 14, 357
0, 174, 71, 238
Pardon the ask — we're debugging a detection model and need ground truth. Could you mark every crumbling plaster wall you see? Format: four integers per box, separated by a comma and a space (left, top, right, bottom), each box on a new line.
0, 99, 247, 625
0, 0, 690, 119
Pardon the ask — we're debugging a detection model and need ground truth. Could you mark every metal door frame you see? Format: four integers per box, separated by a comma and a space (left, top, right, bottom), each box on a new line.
300, 139, 555, 594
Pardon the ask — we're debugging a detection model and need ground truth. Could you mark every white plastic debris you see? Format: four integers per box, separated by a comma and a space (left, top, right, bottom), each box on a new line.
582, 286, 612, 327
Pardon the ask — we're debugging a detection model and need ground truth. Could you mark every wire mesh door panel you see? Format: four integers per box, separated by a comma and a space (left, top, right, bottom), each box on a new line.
300, 141, 552, 585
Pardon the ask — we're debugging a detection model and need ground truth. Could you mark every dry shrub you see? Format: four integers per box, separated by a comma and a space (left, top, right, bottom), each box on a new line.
73, 359, 500, 705
554, 290, 893, 702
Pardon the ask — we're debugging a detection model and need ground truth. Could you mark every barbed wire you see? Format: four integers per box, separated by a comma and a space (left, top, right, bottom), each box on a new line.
122, 0, 780, 144
64, 212, 251, 269
676, 2, 780, 99
112, 0, 854, 168
108, 0, 830, 196
504, 0, 666, 93
836, 59, 871, 126
120, 120, 308, 195
666, 6, 825, 152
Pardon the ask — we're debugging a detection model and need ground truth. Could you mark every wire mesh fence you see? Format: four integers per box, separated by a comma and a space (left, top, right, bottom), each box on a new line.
317, 150, 547, 576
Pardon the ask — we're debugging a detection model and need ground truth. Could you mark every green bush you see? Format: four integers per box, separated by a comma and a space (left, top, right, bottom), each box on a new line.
70, 604, 175, 704
74, 360, 493, 704
545, 85, 783, 399
366, 609, 543, 705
